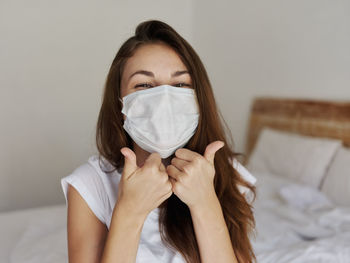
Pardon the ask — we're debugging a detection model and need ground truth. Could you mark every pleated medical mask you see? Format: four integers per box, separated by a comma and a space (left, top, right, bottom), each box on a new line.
121, 84, 200, 158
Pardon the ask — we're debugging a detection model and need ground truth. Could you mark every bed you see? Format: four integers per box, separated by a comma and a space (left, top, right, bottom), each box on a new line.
245, 97, 350, 262
1, 97, 350, 263
0, 204, 67, 262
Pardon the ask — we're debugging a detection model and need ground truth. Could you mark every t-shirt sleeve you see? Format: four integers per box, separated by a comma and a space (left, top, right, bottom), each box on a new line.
61, 162, 109, 225
232, 158, 257, 201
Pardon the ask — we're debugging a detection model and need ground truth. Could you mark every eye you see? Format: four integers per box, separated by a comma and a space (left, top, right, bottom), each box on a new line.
173, 83, 191, 87
134, 83, 153, 89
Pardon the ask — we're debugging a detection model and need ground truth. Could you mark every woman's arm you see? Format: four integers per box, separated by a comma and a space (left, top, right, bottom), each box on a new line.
67, 185, 146, 263
167, 142, 239, 262
67, 185, 108, 262
67, 150, 171, 263
101, 149, 172, 263
100, 203, 146, 263
189, 195, 238, 263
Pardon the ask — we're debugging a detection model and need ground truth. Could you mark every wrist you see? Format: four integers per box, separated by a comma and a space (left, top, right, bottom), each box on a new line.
189, 193, 221, 214
113, 200, 148, 225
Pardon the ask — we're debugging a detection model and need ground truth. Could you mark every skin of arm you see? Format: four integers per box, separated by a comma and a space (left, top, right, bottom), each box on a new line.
100, 203, 146, 263
101, 149, 172, 263
166, 141, 239, 263
67, 185, 108, 262
66, 147, 171, 263
67, 184, 146, 263
66, 150, 173, 262
189, 195, 238, 263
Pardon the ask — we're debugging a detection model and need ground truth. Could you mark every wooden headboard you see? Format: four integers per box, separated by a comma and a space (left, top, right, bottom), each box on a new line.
244, 97, 350, 164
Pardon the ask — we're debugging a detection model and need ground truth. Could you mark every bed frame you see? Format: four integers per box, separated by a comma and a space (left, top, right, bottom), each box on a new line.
244, 97, 350, 165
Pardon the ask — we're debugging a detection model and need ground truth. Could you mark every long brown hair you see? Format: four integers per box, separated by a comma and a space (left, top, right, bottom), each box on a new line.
96, 19, 256, 263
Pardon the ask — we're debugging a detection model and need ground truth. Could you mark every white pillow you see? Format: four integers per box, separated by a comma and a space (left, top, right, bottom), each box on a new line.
278, 183, 333, 211
247, 128, 341, 188
321, 146, 350, 206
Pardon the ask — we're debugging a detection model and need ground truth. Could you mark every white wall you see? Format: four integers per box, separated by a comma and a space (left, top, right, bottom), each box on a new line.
1, 0, 350, 212
0, 0, 194, 212
192, 0, 350, 154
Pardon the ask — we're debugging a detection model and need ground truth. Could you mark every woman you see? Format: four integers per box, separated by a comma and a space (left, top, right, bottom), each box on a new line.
61, 19, 257, 263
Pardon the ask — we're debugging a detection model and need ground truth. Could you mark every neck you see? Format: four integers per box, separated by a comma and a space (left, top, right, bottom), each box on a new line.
132, 142, 171, 168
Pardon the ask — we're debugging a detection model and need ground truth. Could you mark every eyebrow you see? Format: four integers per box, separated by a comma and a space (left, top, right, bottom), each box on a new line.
128, 70, 190, 80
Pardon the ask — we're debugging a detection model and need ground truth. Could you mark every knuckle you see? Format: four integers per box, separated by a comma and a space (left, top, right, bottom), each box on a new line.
159, 163, 166, 171
162, 173, 169, 183
145, 153, 160, 163
168, 164, 175, 172
151, 165, 159, 173
143, 163, 157, 174
175, 149, 182, 156
193, 156, 202, 164
183, 164, 192, 174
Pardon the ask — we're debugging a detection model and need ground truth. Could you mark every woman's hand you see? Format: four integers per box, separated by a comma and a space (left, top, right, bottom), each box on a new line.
116, 147, 173, 219
166, 141, 224, 210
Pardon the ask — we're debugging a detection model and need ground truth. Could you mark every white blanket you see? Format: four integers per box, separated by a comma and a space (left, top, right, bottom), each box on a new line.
251, 172, 350, 263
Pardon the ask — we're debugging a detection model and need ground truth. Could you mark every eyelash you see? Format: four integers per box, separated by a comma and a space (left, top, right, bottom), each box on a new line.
134, 83, 191, 88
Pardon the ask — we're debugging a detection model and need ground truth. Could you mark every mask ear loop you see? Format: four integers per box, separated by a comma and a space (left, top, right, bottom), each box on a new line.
119, 97, 125, 122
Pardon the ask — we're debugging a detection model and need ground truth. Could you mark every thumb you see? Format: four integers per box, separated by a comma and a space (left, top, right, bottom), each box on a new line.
204, 141, 225, 165
120, 147, 138, 179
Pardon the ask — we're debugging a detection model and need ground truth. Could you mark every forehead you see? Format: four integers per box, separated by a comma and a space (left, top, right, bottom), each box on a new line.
122, 43, 188, 77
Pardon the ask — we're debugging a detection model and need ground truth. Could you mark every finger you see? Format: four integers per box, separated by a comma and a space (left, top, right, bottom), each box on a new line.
203, 141, 225, 165
175, 148, 202, 162
144, 152, 162, 168
171, 157, 190, 172
120, 147, 138, 179
159, 162, 166, 172
166, 165, 184, 182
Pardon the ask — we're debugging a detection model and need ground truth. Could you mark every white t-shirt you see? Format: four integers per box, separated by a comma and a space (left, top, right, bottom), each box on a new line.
61, 155, 257, 263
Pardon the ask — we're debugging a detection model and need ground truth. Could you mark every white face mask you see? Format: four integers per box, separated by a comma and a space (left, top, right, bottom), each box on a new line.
121, 84, 200, 158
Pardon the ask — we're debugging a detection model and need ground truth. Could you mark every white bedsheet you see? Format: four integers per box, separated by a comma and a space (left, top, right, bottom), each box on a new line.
0, 204, 67, 263
251, 172, 350, 263
1, 172, 349, 262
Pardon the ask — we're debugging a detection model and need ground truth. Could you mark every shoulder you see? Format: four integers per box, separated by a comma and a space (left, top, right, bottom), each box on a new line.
61, 155, 115, 224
